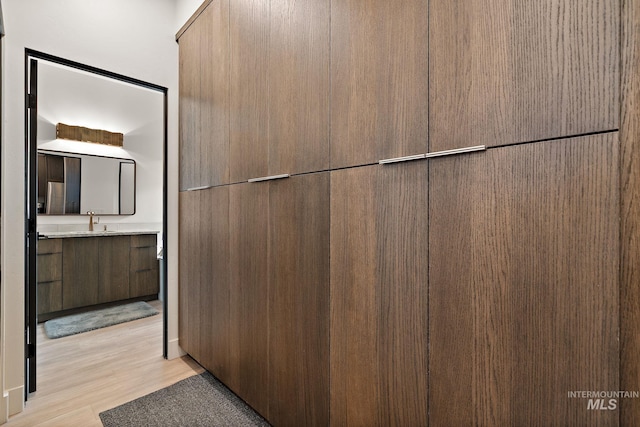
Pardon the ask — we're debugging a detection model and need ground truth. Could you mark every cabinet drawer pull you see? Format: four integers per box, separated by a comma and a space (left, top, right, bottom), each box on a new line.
186, 185, 212, 191
379, 154, 426, 165
248, 174, 290, 183
425, 145, 486, 159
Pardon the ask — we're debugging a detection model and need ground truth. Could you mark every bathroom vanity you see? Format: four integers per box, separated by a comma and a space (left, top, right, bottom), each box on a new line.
36, 231, 159, 321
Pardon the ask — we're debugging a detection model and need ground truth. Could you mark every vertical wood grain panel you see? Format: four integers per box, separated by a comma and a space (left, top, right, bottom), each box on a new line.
268, 173, 330, 426
429, 135, 619, 426
37, 281, 62, 316
178, 16, 200, 191
179, 191, 201, 361
37, 238, 62, 254
229, 182, 269, 418
62, 237, 99, 309
330, 162, 429, 426
98, 236, 130, 303
37, 253, 62, 283
331, 0, 429, 169
199, 186, 231, 385
621, 0, 640, 421
430, 0, 619, 151
129, 269, 159, 297
200, 0, 230, 186
268, 0, 330, 176
179, 1, 230, 189
230, 0, 269, 182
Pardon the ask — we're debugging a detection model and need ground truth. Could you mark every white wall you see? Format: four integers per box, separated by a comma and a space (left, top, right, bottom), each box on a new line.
36, 60, 164, 229
0, 0, 197, 421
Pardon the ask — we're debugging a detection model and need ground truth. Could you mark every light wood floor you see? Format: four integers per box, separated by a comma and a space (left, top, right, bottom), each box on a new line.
7, 300, 204, 427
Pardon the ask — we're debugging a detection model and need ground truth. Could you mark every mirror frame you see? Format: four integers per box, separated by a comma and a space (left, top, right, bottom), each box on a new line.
37, 148, 136, 216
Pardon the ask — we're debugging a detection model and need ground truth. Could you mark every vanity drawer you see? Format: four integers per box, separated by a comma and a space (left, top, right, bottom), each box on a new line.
37, 253, 62, 283
130, 269, 159, 297
130, 246, 158, 272
131, 234, 156, 248
37, 238, 62, 255
37, 281, 62, 315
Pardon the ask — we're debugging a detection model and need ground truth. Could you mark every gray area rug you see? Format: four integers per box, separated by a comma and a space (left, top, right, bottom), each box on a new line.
99, 372, 270, 427
43, 301, 159, 339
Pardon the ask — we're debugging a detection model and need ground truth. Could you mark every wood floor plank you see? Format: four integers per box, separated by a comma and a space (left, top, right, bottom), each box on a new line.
7, 301, 204, 427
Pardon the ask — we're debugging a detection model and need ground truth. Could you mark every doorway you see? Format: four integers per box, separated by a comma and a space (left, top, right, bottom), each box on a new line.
24, 49, 169, 396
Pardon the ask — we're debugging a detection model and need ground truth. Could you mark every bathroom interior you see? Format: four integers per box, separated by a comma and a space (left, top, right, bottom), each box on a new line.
33, 58, 165, 329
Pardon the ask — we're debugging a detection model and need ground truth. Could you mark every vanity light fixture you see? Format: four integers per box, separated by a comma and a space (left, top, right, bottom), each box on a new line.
56, 123, 124, 147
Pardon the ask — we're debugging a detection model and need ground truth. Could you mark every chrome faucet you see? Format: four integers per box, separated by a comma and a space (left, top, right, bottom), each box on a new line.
87, 211, 95, 231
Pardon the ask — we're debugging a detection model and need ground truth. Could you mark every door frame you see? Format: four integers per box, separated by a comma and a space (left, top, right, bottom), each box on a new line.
24, 49, 170, 396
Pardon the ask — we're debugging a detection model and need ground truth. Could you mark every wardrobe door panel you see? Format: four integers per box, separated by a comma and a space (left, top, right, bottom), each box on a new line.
229, 0, 270, 182
200, 0, 230, 187
268, 0, 330, 176
178, 15, 201, 191
229, 182, 269, 418
268, 173, 330, 426
430, 0, 619, 151
429, 134, 619, 426
178, 191, 201, 361
199, 186, 231, 383
179, 2, 230, 190
330, 0, 429, 169
330, 162, 429, 426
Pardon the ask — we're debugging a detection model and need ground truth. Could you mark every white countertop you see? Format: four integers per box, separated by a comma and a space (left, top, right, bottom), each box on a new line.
39, 230, 159, 239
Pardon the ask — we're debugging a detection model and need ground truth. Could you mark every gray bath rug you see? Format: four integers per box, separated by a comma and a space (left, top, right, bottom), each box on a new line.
99, 371, 270, 427
43, 301, 159, 339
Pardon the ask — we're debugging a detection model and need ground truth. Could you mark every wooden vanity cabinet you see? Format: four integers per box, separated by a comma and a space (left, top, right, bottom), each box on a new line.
62, 237, 100, 309
130, 234, 160, 298
36, 238, 63, 315
38, 233, 159, 319
98, 235, 130, 302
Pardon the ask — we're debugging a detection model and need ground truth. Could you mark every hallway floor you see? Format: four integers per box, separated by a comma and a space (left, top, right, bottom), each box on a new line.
7, 300, 203, 426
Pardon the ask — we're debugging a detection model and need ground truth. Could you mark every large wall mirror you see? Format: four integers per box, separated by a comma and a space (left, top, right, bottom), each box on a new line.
38, 150, 136, 215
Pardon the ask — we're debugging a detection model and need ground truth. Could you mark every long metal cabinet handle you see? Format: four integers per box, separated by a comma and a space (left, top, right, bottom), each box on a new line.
379, 154, 426, 165
248, 173, 290, 183
185, 185, 213, 191
425, 145, 486, 158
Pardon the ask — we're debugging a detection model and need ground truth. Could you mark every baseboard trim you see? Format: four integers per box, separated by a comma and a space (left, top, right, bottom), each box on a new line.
167, 338, 185, 360
0, 392, 7, 425
7, 386, 23, 417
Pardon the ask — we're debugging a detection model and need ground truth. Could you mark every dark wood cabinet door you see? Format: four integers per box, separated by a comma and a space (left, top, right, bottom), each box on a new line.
429, 134, 619, 426
330, 0, 429, 169
229, 182, 269, 418
268, 173, 330, 426
62, 237, 99, 309
229, 0, 269, 183
268, 0, 330, 177
429, 1, 619, 152
37, 281, 62, 316
98, 236, 130, 303
199, 0, 229, 187
178, 16, 200, 191
330, 162, 429, 426
179, 191, 201, 361
179, 0, 229, 190
198, 186, 231, 385
129, 235, 159, 298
